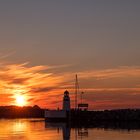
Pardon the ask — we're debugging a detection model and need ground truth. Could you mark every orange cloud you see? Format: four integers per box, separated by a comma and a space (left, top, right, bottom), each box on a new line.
77, 66, 140, 80
0, 62, 139, 110
0, 63, 65, 107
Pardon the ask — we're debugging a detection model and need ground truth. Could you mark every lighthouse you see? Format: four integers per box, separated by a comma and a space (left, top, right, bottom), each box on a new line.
63, 90, 71, 111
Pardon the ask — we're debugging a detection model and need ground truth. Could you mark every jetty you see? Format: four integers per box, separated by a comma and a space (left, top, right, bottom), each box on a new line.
44, 75, 140, 125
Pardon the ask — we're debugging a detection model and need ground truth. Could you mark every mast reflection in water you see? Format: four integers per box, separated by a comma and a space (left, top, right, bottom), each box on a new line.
45, 122, 88, 140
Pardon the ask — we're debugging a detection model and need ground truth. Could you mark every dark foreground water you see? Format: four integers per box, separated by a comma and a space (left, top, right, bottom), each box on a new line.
0, 119, 140, 140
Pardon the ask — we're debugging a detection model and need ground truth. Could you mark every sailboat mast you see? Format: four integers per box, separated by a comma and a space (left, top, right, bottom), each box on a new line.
75, 74, 79, 109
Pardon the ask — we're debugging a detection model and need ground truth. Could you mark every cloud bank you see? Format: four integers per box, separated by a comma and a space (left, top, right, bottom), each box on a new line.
0, 62, 140, 110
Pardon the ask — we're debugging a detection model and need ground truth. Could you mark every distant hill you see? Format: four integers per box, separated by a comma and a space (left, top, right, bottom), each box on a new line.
0, 105, 44, 118
0, 106, 140, 122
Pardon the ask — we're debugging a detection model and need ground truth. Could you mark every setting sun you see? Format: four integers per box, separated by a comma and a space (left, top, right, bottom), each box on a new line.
16, 95, 26, 106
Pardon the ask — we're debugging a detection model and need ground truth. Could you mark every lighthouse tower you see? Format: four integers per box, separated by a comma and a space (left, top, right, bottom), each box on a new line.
63, 90, 70, 111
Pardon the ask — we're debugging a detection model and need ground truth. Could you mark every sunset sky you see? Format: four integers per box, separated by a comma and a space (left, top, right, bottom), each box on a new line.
0, 0, 140, 110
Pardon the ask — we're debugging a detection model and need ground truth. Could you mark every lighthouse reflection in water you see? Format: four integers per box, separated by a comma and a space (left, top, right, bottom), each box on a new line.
45, 122, 88, 140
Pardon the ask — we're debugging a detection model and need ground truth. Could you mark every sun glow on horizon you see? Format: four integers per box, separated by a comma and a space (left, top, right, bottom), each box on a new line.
15, 95, 26, 106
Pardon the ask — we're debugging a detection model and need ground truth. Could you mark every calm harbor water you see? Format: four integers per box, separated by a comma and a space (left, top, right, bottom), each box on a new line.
0, 119, 140, 140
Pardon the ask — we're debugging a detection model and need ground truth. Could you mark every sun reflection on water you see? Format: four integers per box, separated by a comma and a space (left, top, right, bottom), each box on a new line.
12, 120, 27, 134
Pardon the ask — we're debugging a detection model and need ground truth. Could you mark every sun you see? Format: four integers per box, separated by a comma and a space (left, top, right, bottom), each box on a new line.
16, 95, 26, 106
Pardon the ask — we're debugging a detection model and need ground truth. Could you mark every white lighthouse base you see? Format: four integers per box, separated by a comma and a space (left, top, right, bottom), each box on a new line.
45, 110, 69, 122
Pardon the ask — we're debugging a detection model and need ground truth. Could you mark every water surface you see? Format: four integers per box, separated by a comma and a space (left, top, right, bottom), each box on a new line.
0, 119, 140, 140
